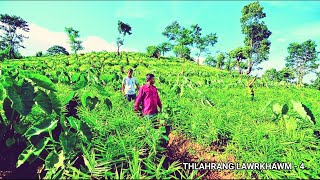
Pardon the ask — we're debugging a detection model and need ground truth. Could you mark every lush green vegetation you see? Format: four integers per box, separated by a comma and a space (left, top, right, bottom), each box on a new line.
0, 1, 319, 179
0, 51, 319, 179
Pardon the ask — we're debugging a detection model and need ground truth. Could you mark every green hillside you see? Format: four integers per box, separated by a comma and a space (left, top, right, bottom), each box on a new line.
0, 52, 319, 179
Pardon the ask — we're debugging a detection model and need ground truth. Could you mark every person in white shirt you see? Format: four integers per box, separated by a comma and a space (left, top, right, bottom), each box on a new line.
122, 69, 140, 102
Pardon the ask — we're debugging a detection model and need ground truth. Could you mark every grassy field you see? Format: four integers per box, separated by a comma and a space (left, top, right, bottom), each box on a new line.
0, 51, 319, 179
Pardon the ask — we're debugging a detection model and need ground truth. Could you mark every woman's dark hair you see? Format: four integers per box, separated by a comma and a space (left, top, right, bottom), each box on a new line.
146, 73, 154, 82
128, 69, 133, 73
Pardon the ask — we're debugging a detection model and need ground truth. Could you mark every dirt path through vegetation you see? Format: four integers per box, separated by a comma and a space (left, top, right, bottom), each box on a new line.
165, 132, 236, 179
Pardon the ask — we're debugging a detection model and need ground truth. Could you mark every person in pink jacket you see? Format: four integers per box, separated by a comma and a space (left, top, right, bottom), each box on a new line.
134, 73, 162, 119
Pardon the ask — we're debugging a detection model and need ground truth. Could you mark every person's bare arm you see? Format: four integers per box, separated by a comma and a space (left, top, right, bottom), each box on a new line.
134, 87, 143, 112
121, 78, 125, 94
122, 84, 125, 94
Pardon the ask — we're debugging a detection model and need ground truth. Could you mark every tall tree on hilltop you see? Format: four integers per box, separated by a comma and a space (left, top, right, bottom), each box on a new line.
279, 67, 295, 83
224, 54, 233, 71
157, 42, 173, 56
229, 46, 251, 74
215, 52, 226, 69
262, 68, 280, 82
191, 24, 218, 65
146, 45, 161, 59
46, 45, 69, 55
204, 56, 216, 67
262, 67, 296, 83
285, 40, 319, 86
163, 21, 193, 60
65, 27, 83, 60
117, 20, 132, 56
241, 1, 271, 74
162, 21, 182, 42
163, 21, 218, 62
173, 44, 191, 60
0, 14, 29, 59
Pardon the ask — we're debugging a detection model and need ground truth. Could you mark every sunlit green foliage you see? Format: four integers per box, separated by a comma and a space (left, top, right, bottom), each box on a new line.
0, 51, 319, 179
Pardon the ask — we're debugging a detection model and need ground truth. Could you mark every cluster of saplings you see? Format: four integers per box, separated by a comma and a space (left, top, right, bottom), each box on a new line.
0, 1, 319, 89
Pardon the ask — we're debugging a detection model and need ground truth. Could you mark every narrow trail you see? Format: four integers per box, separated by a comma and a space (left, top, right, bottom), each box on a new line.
164, 131, 236, 179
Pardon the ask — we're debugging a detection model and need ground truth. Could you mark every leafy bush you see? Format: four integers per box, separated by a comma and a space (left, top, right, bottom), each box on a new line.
47, 45, 69, 56
36, 51, 43, 57
146, 45, 160, 59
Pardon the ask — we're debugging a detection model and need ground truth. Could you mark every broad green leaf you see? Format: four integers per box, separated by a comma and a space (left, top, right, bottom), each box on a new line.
16, 78, 24, 86
51, 74, 58, 83
2, 76, 14, 88
35, 89, 52, 114
59, 132, 77, 154
81, 92, 90, 107
73, 74, 87, 90
159, 119, 165, 125
282, 104, 289, 115
45, 151, 59, 170
33, 138, 50, 157
86, 96, 99, 110
24, 118, 58, 138
71, 72, 81, 82
80, 122, 93, 142
171, 85, 181, 95
17, 145, 35, 168
56, 71, 62, 76
29, 73, 57, 92
301, 103, 316, 124
13, 123, 27, 134
93, 85, 109, 96
105, 98, 112, 110
3, 97, 20, 121
54, 150, 65, 169
63, 91, 76, 105
59, 115, 68, 131
291, 100, 315, 124
59, 75, 69, 84
79, 64, 90, 72
158, 76, 165, 83
99, 74, 109, 82
7, 81, 35, 116
159, 126, 166, 134
26, 154, 38, 165
272, 103, 282, 115
106, 74, 114, 82
49, 91, 61, 114
67, 117, 80, 130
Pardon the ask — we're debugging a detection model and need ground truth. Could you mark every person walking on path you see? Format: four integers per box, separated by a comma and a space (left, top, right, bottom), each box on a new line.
122, 69, 139, 102
134, 73, 162, 119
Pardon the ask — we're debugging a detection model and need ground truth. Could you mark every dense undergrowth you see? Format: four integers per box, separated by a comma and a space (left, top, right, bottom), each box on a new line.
0, 51, 319, 179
